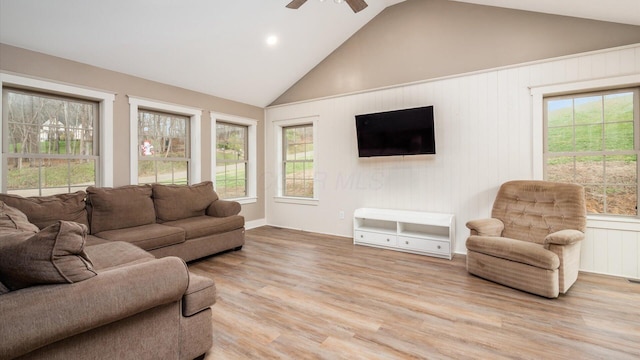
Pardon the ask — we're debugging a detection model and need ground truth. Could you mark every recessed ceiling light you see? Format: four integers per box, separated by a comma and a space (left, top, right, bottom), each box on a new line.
266, 35, 278, 46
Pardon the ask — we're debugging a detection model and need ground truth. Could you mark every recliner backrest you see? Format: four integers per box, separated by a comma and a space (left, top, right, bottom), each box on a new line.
491, 180, 586, 244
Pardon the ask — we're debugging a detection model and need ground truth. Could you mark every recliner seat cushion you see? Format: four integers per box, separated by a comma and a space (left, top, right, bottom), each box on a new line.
0, 191, 89, 229
152, 181, 218, 222
466, 235, 560, 270
162, 215, 244, 240
87, 185, 156, 234
93, 223, 185, 251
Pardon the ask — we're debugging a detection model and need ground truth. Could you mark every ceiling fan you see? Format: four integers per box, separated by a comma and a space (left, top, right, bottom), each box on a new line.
286, 0, 368, 13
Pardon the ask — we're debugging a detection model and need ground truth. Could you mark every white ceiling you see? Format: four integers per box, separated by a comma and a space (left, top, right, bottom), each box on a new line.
1, 0, 638, 107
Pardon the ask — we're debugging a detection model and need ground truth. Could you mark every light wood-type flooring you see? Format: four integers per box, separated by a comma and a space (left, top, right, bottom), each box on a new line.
188, 226, 640, 359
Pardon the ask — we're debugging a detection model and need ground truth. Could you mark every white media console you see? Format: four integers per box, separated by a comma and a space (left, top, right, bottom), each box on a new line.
353, 208, 456, 260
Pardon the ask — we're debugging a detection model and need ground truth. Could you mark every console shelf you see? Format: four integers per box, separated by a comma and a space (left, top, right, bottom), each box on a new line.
353, 208, 455, 260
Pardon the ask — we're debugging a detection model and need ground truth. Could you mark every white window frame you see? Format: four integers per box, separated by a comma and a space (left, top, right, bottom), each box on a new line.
0, 72, 115, 190
273, 116, 319, 206
211, 112, 257, 204
129, 96, 201, 185
531, 73, 640, 229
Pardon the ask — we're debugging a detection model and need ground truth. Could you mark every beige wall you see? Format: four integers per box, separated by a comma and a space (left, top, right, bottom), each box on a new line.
0, 43, 265, 222
272, 0, 640, 105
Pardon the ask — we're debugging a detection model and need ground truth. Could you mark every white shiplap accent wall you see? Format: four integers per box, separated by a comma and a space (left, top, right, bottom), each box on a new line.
265, 44, 640, 279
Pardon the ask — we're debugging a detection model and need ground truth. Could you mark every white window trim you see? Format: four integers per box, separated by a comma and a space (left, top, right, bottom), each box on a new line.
0, 72, 115, 190
531, 73, 640, 226
211, 112, 257, 204
273, 116, 319, 206
128, 96, 201, 185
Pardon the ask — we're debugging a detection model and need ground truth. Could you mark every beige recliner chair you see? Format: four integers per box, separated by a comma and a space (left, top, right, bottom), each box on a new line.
465, 180, 586, 298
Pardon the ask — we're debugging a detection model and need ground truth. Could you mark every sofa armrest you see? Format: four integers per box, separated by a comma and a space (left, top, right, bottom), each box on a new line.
544, 229, 585, 247
183, 273, 216, 317
465, 218, 504, 237
0, 256, 189, 359
207, 199, 241, 217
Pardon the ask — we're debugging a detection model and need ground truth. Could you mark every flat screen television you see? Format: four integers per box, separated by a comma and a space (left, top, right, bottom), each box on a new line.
355, 106, 435, 157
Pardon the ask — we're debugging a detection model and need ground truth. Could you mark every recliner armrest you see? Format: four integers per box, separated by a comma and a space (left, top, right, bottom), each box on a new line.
544, 229, 585, 247
466, 218, 504, 236
0, 257, 189, 359
207, 199, 241, 217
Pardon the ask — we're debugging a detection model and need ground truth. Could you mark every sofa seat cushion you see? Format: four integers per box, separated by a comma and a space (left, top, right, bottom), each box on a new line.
466, 235, 560, 270
0, 221, 96, 290
152, 181, 218, 222
87, 185, 156, 234
0, 201, 39, 233
163, 215, 244, 240
183, 273, 217, 317
84, 241, 156, 271
94, 224, 185, 251
84, 234, 111, 247
0, 191, 89, 229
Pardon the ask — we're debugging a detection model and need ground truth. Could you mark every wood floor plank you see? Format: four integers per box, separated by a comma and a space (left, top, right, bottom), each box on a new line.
190, 226, 640, 359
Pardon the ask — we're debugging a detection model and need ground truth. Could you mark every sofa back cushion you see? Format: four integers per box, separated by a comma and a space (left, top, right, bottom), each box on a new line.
87, 185, 156, 234
152, 181, 218, 222
0, 192, 89, 230
0, 221, 96, 291
0, 201, 39, 233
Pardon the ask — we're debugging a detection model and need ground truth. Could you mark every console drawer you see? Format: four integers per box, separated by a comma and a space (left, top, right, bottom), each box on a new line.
397, 236, 450, 255
354, 230, 396, 247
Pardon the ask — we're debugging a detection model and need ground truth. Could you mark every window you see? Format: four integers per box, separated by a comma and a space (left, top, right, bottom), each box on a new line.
1, 74, 114, 195
2, 87, 108, 197
3, 88, 98, 196
128, 96, 201, 185
138, 109, 189, 185
283, 124, 314, 198
216, 122, 247, 198
212, 113, 257, 203
273, 116, 318, 204
544, 88, 639, 216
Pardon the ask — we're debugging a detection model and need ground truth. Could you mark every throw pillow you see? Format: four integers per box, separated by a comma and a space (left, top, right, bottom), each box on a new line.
0, 192, 89, 229
0, 221, 96, 291
87, 185, 156, 234
0, 201, 39, 233
152, 181, 218, 222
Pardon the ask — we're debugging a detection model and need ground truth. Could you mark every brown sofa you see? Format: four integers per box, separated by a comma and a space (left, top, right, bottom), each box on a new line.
0, 181, 243, 359
0, 181, 245, 262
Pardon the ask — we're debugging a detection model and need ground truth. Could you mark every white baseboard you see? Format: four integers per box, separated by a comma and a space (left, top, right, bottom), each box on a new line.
245, 218, 267, 230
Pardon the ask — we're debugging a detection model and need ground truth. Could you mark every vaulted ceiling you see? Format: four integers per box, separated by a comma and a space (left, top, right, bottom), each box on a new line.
1, 0, 638, 107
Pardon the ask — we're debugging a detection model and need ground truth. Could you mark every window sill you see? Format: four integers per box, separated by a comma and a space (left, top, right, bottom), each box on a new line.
274, 196, 319, 206
587, 215, 640, 231
221, 197, 257, 205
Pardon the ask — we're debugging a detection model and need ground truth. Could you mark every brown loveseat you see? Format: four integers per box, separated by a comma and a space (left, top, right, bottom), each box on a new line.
0, 181, 243, 359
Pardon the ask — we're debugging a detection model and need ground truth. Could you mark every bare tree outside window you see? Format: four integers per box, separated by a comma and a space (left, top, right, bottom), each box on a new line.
3, 88, 98, 196
283, 124, 314, 198
216, 122, 247, 198
137, 109, 189, 185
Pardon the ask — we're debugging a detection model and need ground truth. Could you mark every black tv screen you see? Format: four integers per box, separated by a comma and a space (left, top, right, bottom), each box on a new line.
355, 106, 435, 157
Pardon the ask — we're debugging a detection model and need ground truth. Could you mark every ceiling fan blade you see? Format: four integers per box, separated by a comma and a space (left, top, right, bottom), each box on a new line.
345, 0, 368, 13
286, 0, 308, 9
